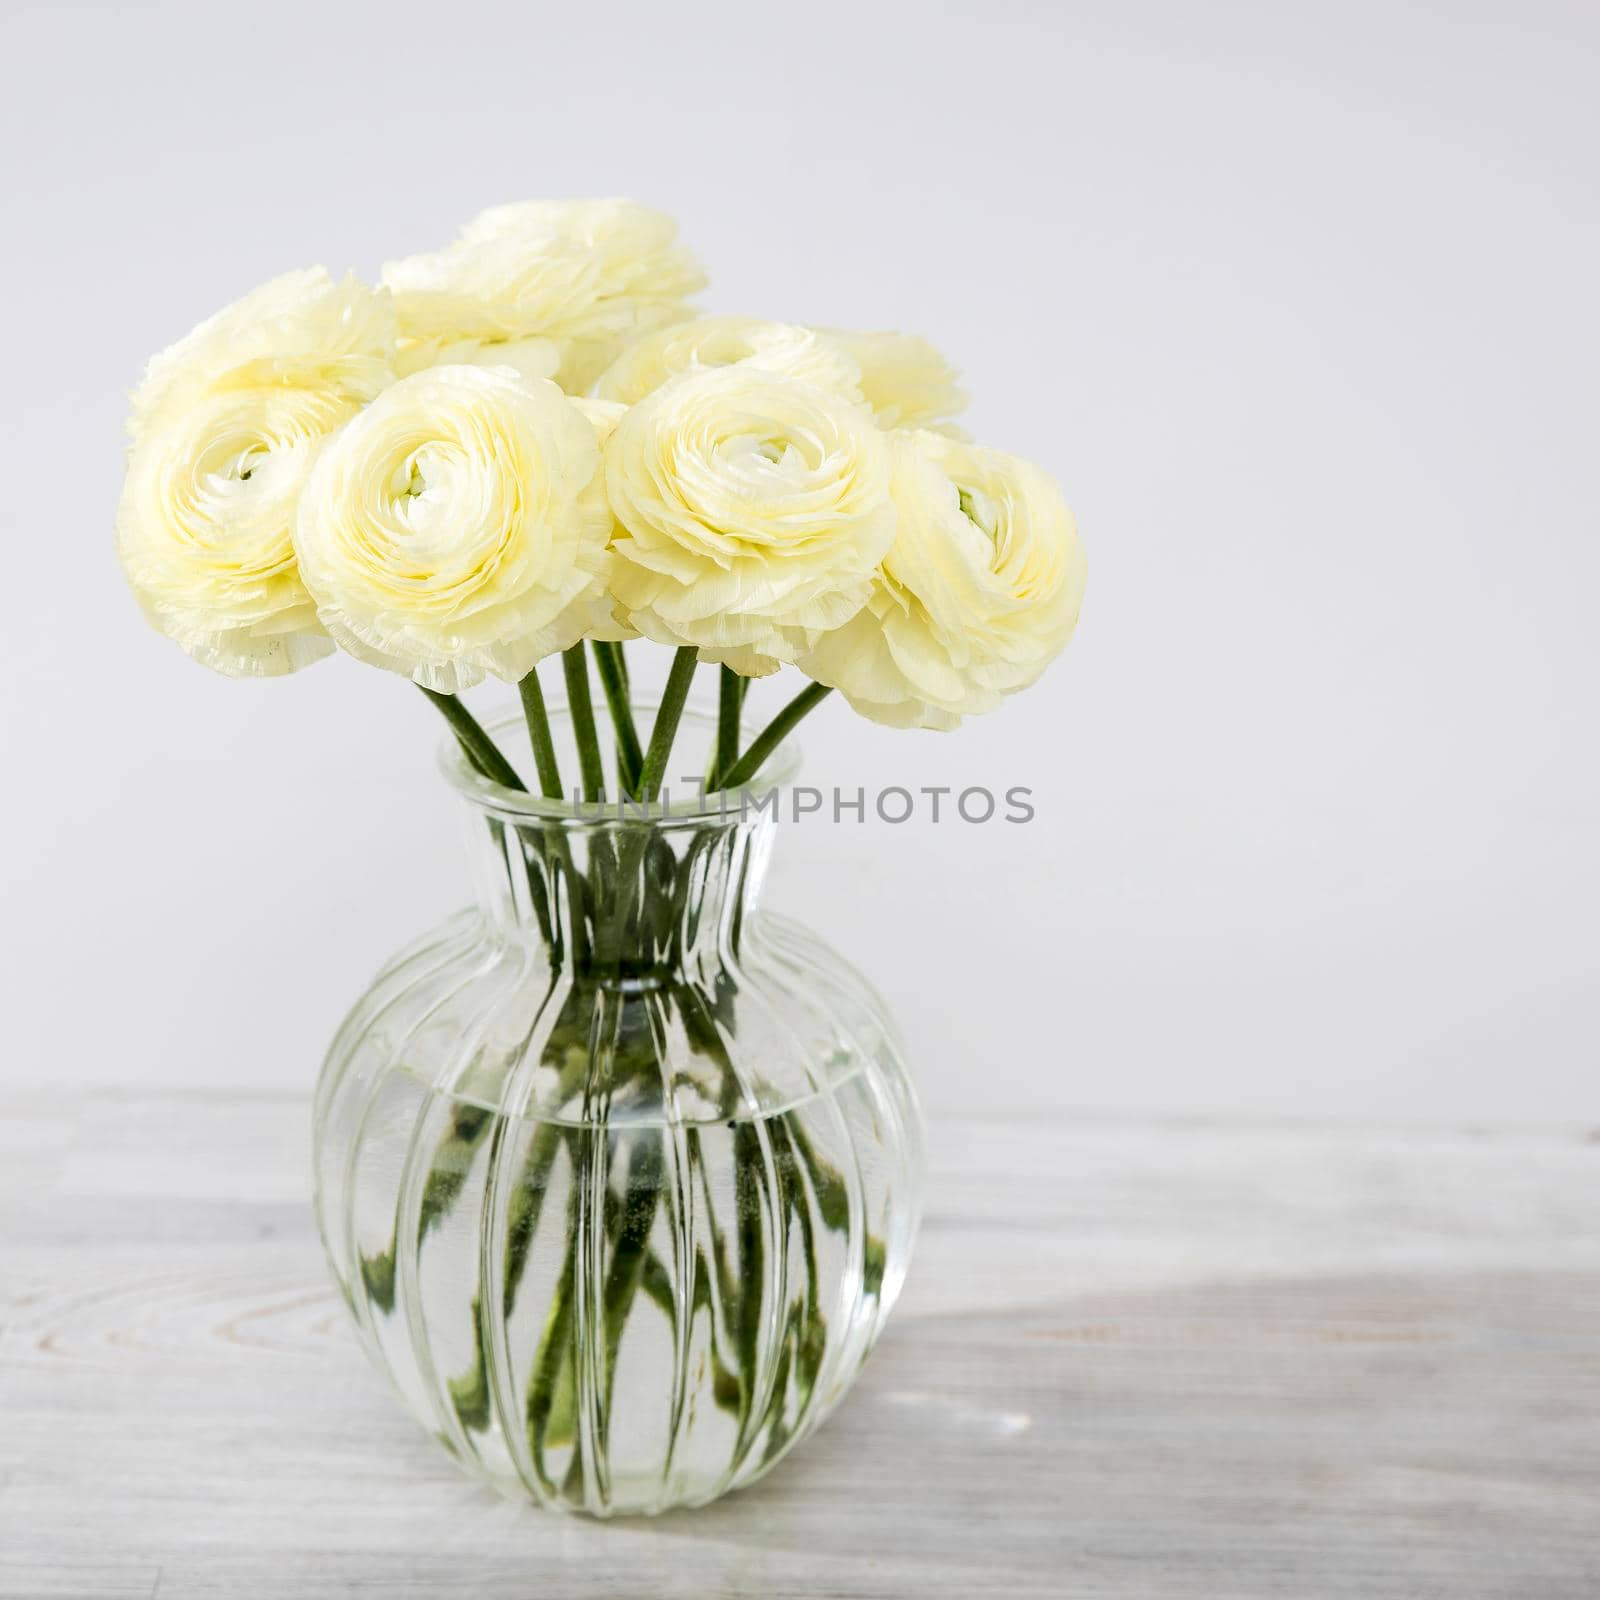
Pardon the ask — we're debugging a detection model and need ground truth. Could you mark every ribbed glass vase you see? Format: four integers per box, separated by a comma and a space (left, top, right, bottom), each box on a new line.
312, 702, 925, 1516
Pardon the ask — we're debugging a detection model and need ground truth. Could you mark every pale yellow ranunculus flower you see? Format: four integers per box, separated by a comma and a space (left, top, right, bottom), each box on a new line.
382, 200, 706, 396
117, 267, 396, 675
595, 316, 863, 407
294, 366, 610, 693
604, 367, 895, 675
818, 328, 968, 431
116, 384, 354, 677
128, 267, 396, 445
800, 430, 1085, 728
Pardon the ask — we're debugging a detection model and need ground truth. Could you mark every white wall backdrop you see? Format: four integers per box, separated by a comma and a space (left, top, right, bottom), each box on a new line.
3, 0, 1596, 1120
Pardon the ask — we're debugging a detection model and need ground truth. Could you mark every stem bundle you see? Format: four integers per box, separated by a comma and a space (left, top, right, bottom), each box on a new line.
420, 644, 832, 808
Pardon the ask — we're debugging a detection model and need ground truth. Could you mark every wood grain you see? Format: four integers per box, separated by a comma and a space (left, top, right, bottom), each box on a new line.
2, 1093, 1598, 1598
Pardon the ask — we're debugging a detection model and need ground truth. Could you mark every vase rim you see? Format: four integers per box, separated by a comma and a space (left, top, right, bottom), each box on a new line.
438, 696, 804, 827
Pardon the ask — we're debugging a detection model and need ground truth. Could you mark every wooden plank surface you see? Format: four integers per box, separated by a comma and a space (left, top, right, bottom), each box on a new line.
2, 1092, 1598, 1598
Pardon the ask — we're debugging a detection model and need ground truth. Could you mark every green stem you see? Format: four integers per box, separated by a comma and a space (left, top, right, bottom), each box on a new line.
591, 642, 644, 799
562, 645, 606, 804
638, 646, 699, 802
517, 666, 564, 800
711, 666, 743, 790
416, 686, 526, 791
720, 682, 832, 790
600, 1133, 664, 1438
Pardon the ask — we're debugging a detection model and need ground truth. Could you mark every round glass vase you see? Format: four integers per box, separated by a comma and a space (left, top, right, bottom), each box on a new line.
312, 700, 925, 1517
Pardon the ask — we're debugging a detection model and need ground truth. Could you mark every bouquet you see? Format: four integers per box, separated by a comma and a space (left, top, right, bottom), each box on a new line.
112, 200, 1088, 1517
116, 198, 1086, 801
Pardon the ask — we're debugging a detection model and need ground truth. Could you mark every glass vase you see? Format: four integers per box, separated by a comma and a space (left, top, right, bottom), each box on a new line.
312, 700, 925, 1516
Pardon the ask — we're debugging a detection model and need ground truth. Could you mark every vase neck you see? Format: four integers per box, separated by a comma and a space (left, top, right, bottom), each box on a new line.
463, 807, 775, 976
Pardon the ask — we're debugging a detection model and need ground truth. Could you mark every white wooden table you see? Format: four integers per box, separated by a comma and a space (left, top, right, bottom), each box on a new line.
3, 1092, 1598, 1598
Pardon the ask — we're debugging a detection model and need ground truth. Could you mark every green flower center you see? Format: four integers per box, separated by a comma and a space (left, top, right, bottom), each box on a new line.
957, 484, 998, 540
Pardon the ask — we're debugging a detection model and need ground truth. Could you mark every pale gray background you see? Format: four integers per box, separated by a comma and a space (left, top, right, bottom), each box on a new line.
3, 0, 1595, 1121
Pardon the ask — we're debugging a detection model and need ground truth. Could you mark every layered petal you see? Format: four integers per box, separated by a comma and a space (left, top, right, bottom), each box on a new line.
817, 328, 968, 431
596, 316, 863, 407
567, 397, 636, 642
128, 267, 396, 444
382, 200, 706, 394
393, 333, 560, 385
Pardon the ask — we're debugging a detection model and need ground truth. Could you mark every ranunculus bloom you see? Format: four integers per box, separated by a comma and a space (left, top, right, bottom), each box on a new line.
799, 430, 1086, 727
595, 316, 863, 407
294, 366, 611, 692
118, 268, 395, 677
117, 384, 356, 677
382, 200, 706, 395
817, 328, 968, 431
604, 367, 895, 675
128, 267, 396, 445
